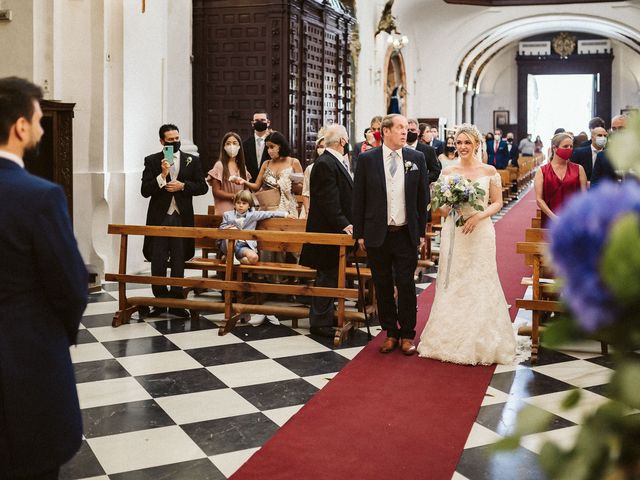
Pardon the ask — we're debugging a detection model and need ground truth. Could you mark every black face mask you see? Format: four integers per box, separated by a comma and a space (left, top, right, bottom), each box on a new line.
253, 121, 268, 132
342, 140, 351, 154
445, 146, 456, 154
406, 131, 419, 144
507, 138, 513, 143
165, 141, 181, 153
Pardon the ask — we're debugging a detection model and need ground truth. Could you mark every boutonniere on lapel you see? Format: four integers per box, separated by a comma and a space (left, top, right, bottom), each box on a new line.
185, 156, 192, 167
404, 161, 417, 173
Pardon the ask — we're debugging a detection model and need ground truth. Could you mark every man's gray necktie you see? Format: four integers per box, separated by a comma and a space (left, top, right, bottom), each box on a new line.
389, 151, 398, 177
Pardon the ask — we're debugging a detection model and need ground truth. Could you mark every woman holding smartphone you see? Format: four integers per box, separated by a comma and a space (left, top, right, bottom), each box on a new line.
206, 132, 251, 215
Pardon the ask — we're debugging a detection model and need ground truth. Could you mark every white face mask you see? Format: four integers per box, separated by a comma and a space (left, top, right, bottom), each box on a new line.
595, 136, 607, 148
317, 147, 325, 156
225, 144, 240, 157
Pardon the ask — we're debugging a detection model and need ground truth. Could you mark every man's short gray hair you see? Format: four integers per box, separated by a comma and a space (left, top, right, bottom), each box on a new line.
324, 124, 348, 146
407, 118, 419, 127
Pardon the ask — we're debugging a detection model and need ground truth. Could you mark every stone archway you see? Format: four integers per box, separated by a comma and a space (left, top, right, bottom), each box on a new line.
384, 48, 407, 115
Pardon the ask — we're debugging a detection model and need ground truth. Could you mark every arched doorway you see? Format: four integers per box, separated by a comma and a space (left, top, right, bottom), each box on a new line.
384, 48, 407, 115
453, 14, 640, 128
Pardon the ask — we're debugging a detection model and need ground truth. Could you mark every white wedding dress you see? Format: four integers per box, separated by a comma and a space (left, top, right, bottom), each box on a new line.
417, 174, 529, 365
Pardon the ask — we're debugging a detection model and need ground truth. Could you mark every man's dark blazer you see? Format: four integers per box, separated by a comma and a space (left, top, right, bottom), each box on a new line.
414, 142, 441, 184
141, 150, 208, 261
0, 157, 88, 478
571, 145, 596, 180
487, 138, 509, 169
300, 151, 353, 270
429, 139, 444, 157
352, 146, 429, 248
506, 142, 519, 166
243, 135, 269, 180
591, 150, 619, 185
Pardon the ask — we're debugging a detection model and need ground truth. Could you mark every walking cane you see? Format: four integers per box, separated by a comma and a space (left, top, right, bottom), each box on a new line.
352, 244, 373, 341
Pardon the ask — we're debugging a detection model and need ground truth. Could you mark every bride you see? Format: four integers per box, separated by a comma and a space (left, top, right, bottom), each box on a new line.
417, 124, 522, 365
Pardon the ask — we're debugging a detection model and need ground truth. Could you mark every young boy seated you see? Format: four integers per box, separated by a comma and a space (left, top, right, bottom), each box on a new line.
219, 190, 289, 265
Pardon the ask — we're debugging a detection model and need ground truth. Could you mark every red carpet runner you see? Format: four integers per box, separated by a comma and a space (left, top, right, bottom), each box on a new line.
232, 190, 537, 480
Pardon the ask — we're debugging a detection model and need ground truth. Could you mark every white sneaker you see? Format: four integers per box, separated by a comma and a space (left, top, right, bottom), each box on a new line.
248, 315, 266, 326
265, 315, 280, 325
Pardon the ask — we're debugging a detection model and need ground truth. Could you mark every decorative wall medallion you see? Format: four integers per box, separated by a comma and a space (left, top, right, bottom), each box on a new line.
552, 32, 576, 58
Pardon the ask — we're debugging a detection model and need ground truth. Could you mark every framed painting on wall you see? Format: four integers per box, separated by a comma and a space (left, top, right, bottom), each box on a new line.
493, 110, 510, 131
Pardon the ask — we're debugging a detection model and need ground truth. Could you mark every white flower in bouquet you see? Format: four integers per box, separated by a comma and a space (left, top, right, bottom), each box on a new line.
430, 175, 486, 226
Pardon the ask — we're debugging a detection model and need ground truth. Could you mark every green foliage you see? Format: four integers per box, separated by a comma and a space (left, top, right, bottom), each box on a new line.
600, 213, 640, 305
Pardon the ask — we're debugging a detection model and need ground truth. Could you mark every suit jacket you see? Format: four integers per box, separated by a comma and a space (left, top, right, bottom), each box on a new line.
141, 150, 208, 261
0, 157, 88, 477
243, 135, 270, 180
300, 151, 353, 269
571, 145, 597, 180
506, 142, 519, 166
414, 142, 441, 184
352, 146, 429, 248
487, 138, 509, 169
430, 139, 444, 157
591, 150, 619, 185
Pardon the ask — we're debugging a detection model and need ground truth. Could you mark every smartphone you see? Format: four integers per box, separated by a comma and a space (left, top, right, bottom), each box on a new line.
163, 145, 174, 165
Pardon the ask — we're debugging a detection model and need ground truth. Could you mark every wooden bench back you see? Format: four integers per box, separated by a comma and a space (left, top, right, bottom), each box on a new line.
194, 214, 223, 252
256, 217, 307, 253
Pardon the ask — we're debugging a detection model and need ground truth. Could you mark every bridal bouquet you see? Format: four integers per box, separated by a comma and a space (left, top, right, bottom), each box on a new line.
430, 174, 486, 226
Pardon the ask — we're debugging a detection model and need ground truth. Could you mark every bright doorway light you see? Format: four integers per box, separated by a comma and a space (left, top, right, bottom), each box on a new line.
528, 74, 594, 148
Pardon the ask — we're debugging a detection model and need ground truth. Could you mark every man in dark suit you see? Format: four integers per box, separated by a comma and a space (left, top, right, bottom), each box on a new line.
242, 112, 271, 179
428, 125, 444, 157
408, 118, 441, 184
592, 114, 629, 185
0, 77, 88, 479
141, 124, 208, 317
579, 117, 606, 148
571, 126, 608, 181
505, 132, 519, 167
487, 129, 509, 168
300, 124, 353, 337
353, 114, 429, 355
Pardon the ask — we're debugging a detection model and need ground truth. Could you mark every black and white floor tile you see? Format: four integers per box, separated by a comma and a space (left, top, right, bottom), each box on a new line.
61, 188, 613, 479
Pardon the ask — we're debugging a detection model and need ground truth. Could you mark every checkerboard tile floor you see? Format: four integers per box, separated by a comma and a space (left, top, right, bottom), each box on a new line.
61, 282, 615, 480
61, 285, 387, 480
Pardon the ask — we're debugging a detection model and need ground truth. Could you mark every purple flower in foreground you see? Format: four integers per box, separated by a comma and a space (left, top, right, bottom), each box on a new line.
549, 181, 640, 332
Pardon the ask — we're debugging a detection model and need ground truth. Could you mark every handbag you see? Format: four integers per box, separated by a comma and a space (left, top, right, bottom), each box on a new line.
254, 188, 281, 210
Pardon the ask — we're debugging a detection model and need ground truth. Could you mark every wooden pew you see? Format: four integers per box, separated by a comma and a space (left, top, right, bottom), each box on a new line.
515, 231, 607, 364
105, 224, 368, 346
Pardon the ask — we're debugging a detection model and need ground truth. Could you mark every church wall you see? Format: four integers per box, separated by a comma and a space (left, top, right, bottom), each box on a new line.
354, 0, 640, 137
0, 0, 34, 80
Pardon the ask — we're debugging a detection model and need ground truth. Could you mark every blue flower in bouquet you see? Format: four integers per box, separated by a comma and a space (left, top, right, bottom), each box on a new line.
549, 181, 640, 332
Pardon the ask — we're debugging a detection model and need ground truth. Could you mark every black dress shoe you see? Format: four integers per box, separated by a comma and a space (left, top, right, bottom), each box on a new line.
138, 306, 150, 317
168, 308, 190, 318
309, 326, 335, 338
148, 306, 167, 317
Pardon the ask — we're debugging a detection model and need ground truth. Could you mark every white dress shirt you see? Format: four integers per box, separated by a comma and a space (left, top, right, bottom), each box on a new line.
0, 149, 24, 168
382, 144, 406, 226
156, 150, 181, 215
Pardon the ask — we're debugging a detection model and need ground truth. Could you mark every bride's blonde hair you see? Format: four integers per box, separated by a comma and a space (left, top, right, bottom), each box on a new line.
454, 123, 483, 148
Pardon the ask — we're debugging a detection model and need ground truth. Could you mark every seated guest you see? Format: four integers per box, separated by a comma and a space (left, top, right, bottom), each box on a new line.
570, 126, 607, 182
219, 190, 290, 264
237, 131, 303, 217
207, 132, 251, 214
301, 127, 327, 218
438, 135, 459, 169
534, 132, 587, 227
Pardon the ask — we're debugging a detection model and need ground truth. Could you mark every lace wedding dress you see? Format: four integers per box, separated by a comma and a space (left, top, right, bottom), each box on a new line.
417, 174, 530, 365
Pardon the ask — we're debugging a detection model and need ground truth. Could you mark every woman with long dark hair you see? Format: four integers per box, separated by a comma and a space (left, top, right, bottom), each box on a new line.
206, 132, 250, 215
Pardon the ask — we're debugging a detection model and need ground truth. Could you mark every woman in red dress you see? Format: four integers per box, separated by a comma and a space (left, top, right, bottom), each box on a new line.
534, 132, 587, 227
